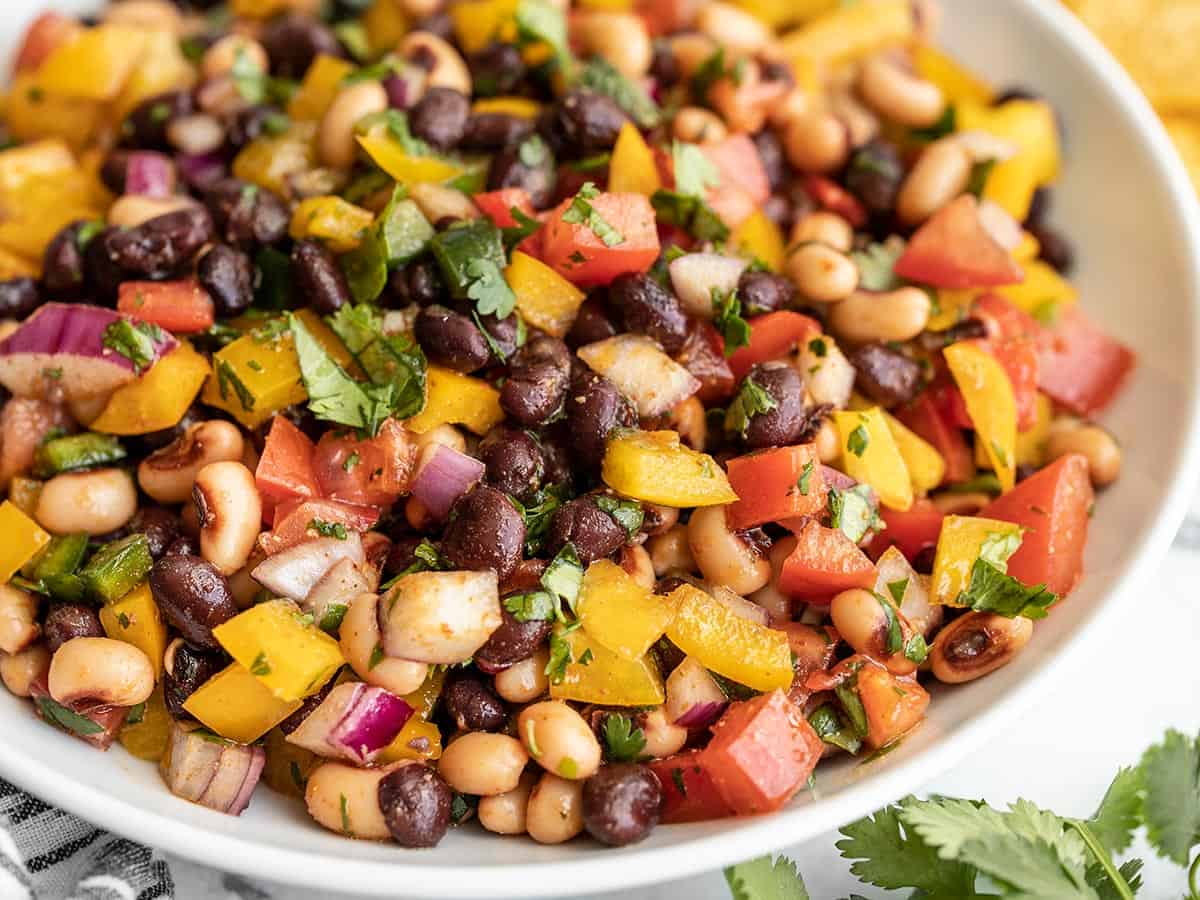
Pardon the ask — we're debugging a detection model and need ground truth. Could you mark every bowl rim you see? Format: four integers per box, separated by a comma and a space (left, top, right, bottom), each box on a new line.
4, 1, 1200, 896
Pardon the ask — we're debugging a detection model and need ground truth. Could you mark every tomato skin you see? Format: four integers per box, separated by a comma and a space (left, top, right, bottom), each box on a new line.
675, 322, 735, 405
893, 194, 1024, 289
473, 188, 542, 257
1035, 306, 1135, 416
539, 191, 660, 287
726, 444, 826, 531
701, 135, 770, 230
261, 497, 382, 555
648, 751, 734, 824
974, 337, 1040, 431
804, 175, 867, 228
855, 663, 929, 750
255, 416, 321, 521
312, 418, 416, 508
896, 390, 974, 484
868, 499, 945, 563
117, 279, 215, 334
980, 453, 1093, 598
974, 292, 1039, 341
13, 12, 79, 74
779, 519, 878, 604
725, 311, 821, 383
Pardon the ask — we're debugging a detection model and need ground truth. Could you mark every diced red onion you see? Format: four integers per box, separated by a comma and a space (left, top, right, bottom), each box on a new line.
384, 70, 425, 110
669, 253, 749, 318
286, 683, 413, 765
305, 557, 370, 624
176, 151, 227, 191
665, 657, 728, 728
162, 721, 265, 816
710, 585, 769, 626
125, 151, 176, 198
410, 443, 485, 520
251, 533, 365, 602
821, 465, 858, 493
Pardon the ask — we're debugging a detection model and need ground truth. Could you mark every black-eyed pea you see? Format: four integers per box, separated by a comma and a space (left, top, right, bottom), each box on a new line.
687, 506, 771, 596
786, 242, 859, 303
575, 12, 652, 79
194, 461, 262, 575
138, 420, 245, 504
695, 2, 771, 56
107, 194, 200, 230
930, 612, 1033, 683
493, 649, 550, 704
647, 524, 697, 577
1045, 427, 1121, 487
673, 107, 728, 145
828, 288, 931, 344
48, 637, 154, 708
401, 32, 471, 95
478, 771, 537, 835
102, 0, 181, 31
668, 396, 707, 451
858, 55, 946, 128
815, 418, 841, 464
0, 585, 39, 655
526, 772, 584, 844
784, 111, 849, 174
201, 34, 268, 81
896, 138, 972, 226
36, 468, 137, 536
305, 760, 413, 839
318, 81, 389, 169
829, 587, 918, 676
438, 732, 529, 796
339, 592, 429, 696
669, 33, 719, 80
412, 424, 467, 456
790, 211, 854, 253
0, 644, 50, 698
518, 700, 602, 781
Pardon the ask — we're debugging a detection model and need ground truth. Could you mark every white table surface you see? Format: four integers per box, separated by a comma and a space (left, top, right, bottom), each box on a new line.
166, 530, 1200, 899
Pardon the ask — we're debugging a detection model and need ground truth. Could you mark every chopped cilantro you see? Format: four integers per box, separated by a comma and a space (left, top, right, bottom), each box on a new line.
795, 460, 815, 496
808, 703, 862, 755
309, 519, 348, 540
368, 643, 385, 670
326, 303, 426, 421
966, 158, 997, 198
214, 360, 256, 413
808, 337, 828, 358
725, 375, 778, 438
503, 591, 557, 623
910, 104, 956, 142
514, 0, 573, 75
886, 578, 909, 606
851, 241, 905, 292
847, 423, 870, 457
290, 313, 397, 436
36, 697, 103, 737
541, 542, 584, 616
561, 182, 624, 247
544, 622, 581, 684
501, 206, 543, 254
903, 633, 928, 664
593, 495, 644, 540
249, 651, 272, 676
712, 287, 751, 355
602, 713, 647, 763
577, 57, 661, 128
829, 484, 882, 544
959, 557, 1057, 619
876, 592, 903, 655
343, 451, 360, 473
102, 319, 163, 374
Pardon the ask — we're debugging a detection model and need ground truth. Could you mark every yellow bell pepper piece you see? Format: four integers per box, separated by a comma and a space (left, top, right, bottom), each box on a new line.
100, 583, 168, 680
913, 45, 994, 106
731, 209, 787, 272
5, 73, 106, 152
406, 365, 504, 435
0, 501, 51, 584
0, 247, 38, 279
601, 430, 737, 508
982, 151, 1039, 222
1013, 230, 1040, 264
403, 666, 446, 718
930, 514, 1024, 605
471, 97, 543, 119
956, 99, 1060, 186
0, 171, 103, 263
201, 330, 307, 429
363, 0, 410, 56
977, 391, 1052, 469
379, 718, 443, 762
357, 133, 465, 185
665, 583, 793, 692
834, 407, 913, 511
550, 625, 665, 707
91, 341, 210, 436
944, 341, 1017, 492
779, 0, 912, 69
732, 0, 835, 30
578, 0, 633, 9
884, 410, 945, 496
119, 685, 172, 761
996, 260, 1077, 317
608, 122, 661, 197
111, 29, 196, 124
451, 0, 519, 55
289, 196, 374, 252
231, 0, 299, 17
0, 139, 77, 193
578, 560, 675, 660
213, 600, 345, 703
263, 726, 321, 798
504, 250, 586, 338
232, 123, 317, 195
927, 288, 979, 331
8, 478, 42, 516
288, 55, 357, 122
35, 25, 146, 102
183, 662, 303, 743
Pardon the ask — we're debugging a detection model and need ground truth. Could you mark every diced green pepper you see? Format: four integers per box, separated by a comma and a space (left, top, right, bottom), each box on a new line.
28, 533, 89, 581
430, 219, 507, 299
80, 534, 152, 603
33, 432, 125, 477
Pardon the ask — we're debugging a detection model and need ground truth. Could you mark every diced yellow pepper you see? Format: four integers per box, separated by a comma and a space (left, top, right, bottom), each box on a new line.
100, 583, 168, 680
5, 73, 106, 152
290, 196, 374, 252
0, 247, 38, 279
884, 410, 945, 496
550, 626, 665, 707
913, 45, 994, 106
471, 96, 543, 120
578, 0, 633, 9
578, 560, 675, 660
779, 0, 912, 69
930, 514, 1024, 605
201, 331, 307, 429
0, 172, 103, 262
406, 365, 504, 436
451, 0, 519, 55
0, 501, 51, 584
357, 133, 465, 185
996, 260, 1077, 317
363, 0, 409, 56
1013, 230, 1040, 264
183, 662, 303, 744
91, 341, 211, 436
214, 600, 344, 702
601, 430, 737, 508
0, 139, 77, 193
927, 288, 979, 331
230, 0, 298, 17
731, 209, 787, 272
8, 478, 42, 516
982, 151, 1039, 222
379, 718, 443, 762
262, 726, 321, 798
232, 123, 317, 195
119, 686, 172, 762
732, 0, 835, 29
608, 122, 661, 197
665, 584, 793, 692
402, 667, 446, 718
36, 25, 147, 101
977, 390, 1052, 469
944, 341, 1017, 492
288, 55, 357, 122
834, 407, 913, 511
504, 250, 586, 338
956, 99, 1060, 185
111, 29, 196, 124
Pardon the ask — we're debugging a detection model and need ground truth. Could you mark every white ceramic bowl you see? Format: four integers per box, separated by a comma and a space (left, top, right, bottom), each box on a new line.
3, 2, 1200, 897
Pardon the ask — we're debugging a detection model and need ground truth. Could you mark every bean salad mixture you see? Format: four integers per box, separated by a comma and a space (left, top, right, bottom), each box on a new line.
0, 0, 1136, 851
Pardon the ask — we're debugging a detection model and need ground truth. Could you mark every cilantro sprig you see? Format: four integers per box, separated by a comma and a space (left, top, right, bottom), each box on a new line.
602, 713, 647, 763
561, 182, 624, 248
725, 375, 778, 439
712, 287, 751, 355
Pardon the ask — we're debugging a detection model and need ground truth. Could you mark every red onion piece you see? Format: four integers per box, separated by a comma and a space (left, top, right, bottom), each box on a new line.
383, 70, 425, 109
410, 443, 485, 520
162, 721, 265, 816
176, 151, 227, 191
286, 683, 413, 764
665, 657, 728, 728
674, 700, 728, 729
821, 465, 858, 493
125, 151, 176, 198
251, 533, 365, 602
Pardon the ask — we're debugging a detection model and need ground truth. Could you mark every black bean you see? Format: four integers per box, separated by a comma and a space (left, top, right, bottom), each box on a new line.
41, 221, 93, 297
260, 13, 343, 78
164, 536, 198, 558
649, 39, 680, 88
487, 135, 555, 209
740, 363, 808, 449
477, 427, 544, 499
292, 240, 351, 315
761, 59, 795, 87
475, 607, 552, 673
444, 674, 507, 732
42, 604, 104, 654
278, 677, 337, 735
500, 335, 571, 427
845, 139, 905, 218
414, 304, 491, 372
387, 259, 447, 308
378, 764, 453, 848
566, 298, 617, 348
547, 497, 626, 564
537, 432, 573, 486
475, 311, 520, 361
441, 485, 526, 579
1029, 224, 1075, 275
124, 91, 193, 150
461, 113, 535, 152
566, 371, 637, 468
911, 545, 937, 575
162, 642, 226, 718
196, 244, 254, 318
0, 278, 41, 319
131, 506, 183, 560
469, 43, 526, 97
608, 274, 689, 354
226, 104, 285, 149
918, 317, 987, 352
410, 87, 471, 151
149, 554, 238, 649
1024, 186, 1051, 229
752, 129, 787, 193
205, 178, 290, 250
102, 207, 214, 279
581, 764, 662, 846
993, 85, 1039, 105
99, 150, 133, 195
850, 343, 923, 408
551, 89, 628, 155
738, 271, 795, 317
84, 226, 126, 304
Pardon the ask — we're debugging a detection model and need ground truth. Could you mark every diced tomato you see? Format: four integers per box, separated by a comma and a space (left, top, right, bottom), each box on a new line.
540, 191, 660, 287
783, 623, 839, 706
312, 418, 416, 508
779, 519, 878, 604
29, 678, 127, 750
726, 311, 821, 382
974, 337, 1039, 430
261, 497, 382, 555
804, 175, 867, 228
701, 135, 770, 230
927, 377, 973, 430
980, 453, 1093, 598
13, 12, 80, 74
636, 0, 695, 36
675, 322, 735, 404
974, 292, 1040, 341
705, 690, 823, 815
1036, 305, 1135, 416
868, 499, 945, 563
255, 416, 320, 520
897, 390, 974, 484
473, 188, 542, 256
726, 445, 826, 531
117, 279, 215, 334
893, 194, 1024, 289
855, 664, 929, 750
648, 750, 734, 824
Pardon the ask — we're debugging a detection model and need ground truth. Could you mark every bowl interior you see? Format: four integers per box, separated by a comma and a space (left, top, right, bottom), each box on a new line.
1, 1, 1198, 897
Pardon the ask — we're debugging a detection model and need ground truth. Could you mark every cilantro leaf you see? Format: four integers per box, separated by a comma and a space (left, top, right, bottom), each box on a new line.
672, 141, 721, 198
980, 529, 1022, 569
967, 158, 997, 198
829, 485, 881, 544
723, 855, 810, 900
725, 375, 778, 438
1139, 728, 1200, 865
290, 312, 395, 436
876, 591, 903, 654
544, 622, 580, 684
577, 57, 661, 128
215, 359, 256, 413
650, 189, 730, 243
691, 48, 746, 102
846, 423, 870, 457
795, 460, 815, 496
501, 206, 543, 254
960, 558, 1057, 619
712, 287, 751, 355
515, 0, 573, 75
850, 241, 905, 292
327, 303, 427, 420
808, 704, 861, 755
541, 542, 583, 616
561, 182, 624, 247
466, 258, 518, 318
102, 319, 163, 374
1088, 766, 1143, 856
430, 220, 515, 319
309, 519, 347, 540
514, 484, 570, 556
911, 104, 956, 142
601, 713, 647, 763
594, 495, 644, 540
503, 590, 557, 623
36, 696, 105, 737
